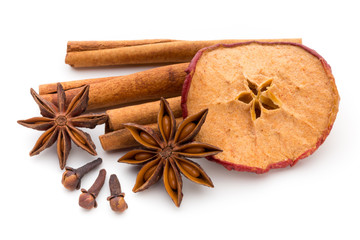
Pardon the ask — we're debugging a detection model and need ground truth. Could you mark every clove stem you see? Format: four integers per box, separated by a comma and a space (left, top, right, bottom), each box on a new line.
76, 158, 102, 178
88, 169, 107, 197
109, 174, 122, 196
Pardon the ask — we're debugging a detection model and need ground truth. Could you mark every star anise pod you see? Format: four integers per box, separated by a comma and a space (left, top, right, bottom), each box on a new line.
118, 97, 222, 207
17, 83, 108, 169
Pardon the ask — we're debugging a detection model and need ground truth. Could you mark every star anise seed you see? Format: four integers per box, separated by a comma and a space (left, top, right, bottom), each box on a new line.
18, 83, 108, 169
118, 97, 222, 207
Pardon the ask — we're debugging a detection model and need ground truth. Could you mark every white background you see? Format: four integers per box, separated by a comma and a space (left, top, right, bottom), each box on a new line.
1, 0, 359, 239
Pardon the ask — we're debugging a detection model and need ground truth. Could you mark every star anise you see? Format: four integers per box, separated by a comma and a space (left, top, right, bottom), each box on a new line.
17, 83, 108, 169
118, 98, 222, 207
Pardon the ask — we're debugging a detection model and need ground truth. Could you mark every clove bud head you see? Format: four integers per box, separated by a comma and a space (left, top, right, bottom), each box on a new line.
61, 158, 102, 191
107, 174, 128, 213
79, 189, 97, 210
61, 169, 80, 190
108, 194, 128, 213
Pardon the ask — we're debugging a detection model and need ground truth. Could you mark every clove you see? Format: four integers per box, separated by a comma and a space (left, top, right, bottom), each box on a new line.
79, 169, 106, 210
61, 158, 102, 190
107, 174, 128, 212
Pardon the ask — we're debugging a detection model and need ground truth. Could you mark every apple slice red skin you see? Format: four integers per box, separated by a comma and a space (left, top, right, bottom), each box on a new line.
181, 41, 337, 174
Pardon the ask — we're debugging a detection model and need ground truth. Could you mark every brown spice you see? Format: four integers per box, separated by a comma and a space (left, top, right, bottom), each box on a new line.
67, 39, 180, 52
99, 118, 183, 151
106, 96, 182, 132
39, 63, 188, 111
65, 38, 302, 67
79, 169, 106, 210
107, 174, 128, 213
17, 83, 107, 169
61, 158, 102, 190
118, 98, 222, 207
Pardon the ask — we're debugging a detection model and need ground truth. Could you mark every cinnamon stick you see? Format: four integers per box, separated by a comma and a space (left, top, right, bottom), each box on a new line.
100, 118, 182, 151
39, 75, 119, 95
65, 38, 302, 67
40, 63, 188, 110
106, 96, 181, 132
67, 39, 180, 52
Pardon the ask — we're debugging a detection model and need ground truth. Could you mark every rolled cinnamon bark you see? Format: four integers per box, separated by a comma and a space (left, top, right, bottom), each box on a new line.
100, 118, 182, 151
67, 39, 180, 52
40, 63, 188, 110
39, 75, 119, 95
106, 96, 181, 132
65, 38, 302, 67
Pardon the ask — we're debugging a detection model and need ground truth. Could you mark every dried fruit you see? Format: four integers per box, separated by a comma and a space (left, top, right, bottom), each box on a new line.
118, 98, 222, 207
182, 42, 339, 173
17, 83, 108, 169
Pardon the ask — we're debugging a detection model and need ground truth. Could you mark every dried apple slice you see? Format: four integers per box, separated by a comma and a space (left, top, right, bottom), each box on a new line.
181, 41, 339, 173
